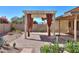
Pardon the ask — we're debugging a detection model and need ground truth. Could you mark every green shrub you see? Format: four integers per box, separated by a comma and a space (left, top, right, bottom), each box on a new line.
40, 44, 50, 53
11, 27, 16, 31
40, 43, 60, 53
65, 41, 79, 53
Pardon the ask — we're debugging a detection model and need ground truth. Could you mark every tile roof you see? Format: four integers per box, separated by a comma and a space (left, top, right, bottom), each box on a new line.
65, 7, 79, 13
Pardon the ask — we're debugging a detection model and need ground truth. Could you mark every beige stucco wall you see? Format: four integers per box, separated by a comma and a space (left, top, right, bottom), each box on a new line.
32, 24, 47, 32
0, 20, 78, 34
0, 24, 11, 33
69, 19, 79, 35
59, 20, 69, 33
15, 24, 24, 31
51, 21, 59, 32
14, 20, 69, 33
14, 24, 47, 32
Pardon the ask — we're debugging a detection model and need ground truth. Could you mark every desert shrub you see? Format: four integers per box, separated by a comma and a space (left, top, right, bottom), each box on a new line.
40, 44, 49, 53
40, 43, 60, 53
11, 27, 16, 31
65, 41, 79, 53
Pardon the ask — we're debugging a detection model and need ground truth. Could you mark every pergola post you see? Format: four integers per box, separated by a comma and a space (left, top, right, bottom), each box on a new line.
59, 19, 60, 36
53, 13, 55, 36
27, 14, 32, 37
46, 14, 53, 36
24, 14, 27, 39
74, 14, 77, 42
30, 18, 33, 31
48, 26, 51, 36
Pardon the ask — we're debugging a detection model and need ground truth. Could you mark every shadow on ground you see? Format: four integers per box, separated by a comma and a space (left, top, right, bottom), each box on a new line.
39, 35, 74, 44
27, 34, 75, 44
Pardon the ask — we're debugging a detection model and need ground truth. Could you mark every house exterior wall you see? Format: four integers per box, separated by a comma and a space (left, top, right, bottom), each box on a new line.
59, 20, 69, 33
69, 19, 79, 35
51, 21, 59, 32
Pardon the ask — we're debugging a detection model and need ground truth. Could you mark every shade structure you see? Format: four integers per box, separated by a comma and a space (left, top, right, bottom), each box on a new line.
23, 10, 56, 38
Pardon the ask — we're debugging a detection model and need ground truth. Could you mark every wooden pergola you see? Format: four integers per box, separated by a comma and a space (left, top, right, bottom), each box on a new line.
56, 14, 79, 42
23, 10, 56, 39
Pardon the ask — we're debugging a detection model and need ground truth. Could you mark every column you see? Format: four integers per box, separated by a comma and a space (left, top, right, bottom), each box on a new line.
53, 13, 55, 36
74, 14, 77, 42
27, 14, 32, 37
30, 18, 33, 31
46, 13, 53, 36
59, 19, 60, 36
24, 14, 27, 39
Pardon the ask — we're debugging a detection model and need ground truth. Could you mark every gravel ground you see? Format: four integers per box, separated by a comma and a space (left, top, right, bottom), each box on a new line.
0, 32, 23, 53
2, 32, 22, 43
0, 32, 78, 53
9, 32, 74, 53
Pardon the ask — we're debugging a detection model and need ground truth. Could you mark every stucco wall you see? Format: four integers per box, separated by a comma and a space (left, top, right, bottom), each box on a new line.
14, 19, 79, 35
51, 21, 59, 32
69, 20, 79, 35
14, 20, 70, 33
14, 24, 47, 32
0, 24, 11, 33
59, 20, 69, 33
15, 24, 24, 31
14, 22, 59, 32
32, 24, 47, 32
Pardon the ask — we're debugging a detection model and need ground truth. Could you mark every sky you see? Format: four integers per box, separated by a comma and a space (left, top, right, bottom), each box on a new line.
0, 6, 77, 23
